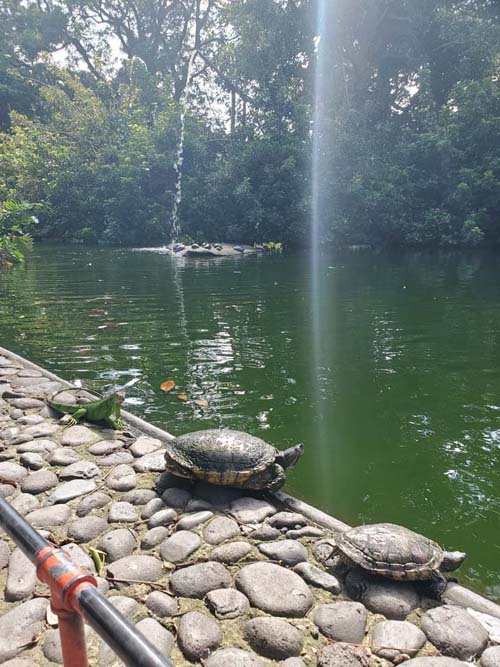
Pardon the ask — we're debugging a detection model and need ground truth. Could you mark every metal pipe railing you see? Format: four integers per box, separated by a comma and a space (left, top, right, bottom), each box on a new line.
0, 496, 173, 667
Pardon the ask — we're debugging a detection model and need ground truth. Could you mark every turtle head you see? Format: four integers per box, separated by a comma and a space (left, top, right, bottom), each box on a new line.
276, 443, 304, 470
440, 550, 466, 572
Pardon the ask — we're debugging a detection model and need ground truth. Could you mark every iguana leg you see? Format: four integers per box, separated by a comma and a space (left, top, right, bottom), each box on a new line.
104, 416, 122, 430
59, 407, 87, 426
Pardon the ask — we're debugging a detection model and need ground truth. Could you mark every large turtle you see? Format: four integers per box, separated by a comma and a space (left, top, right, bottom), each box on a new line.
333, 523, 466, 596
164, 429, 304, 491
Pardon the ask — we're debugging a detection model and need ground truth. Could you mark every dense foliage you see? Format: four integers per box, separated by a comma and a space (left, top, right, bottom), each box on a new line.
0, 200, 37, 265
0, 0, 499, 248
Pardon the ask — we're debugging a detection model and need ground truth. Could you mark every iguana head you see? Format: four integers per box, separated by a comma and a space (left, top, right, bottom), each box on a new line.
115, 391, 125, 405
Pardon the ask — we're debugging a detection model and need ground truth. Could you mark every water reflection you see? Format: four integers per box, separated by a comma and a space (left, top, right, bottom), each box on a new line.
1, 246, 500, 597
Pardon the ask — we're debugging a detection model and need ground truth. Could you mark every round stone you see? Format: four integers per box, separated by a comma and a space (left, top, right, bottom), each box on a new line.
206, 588, 250, 619
177, 611, 222, 662
258, 540, 307, 566
235, 562, 314, 617
211, 541, 254, 563
99, 450, 135, 466
19, 453, 44, 470
9, 493, 40, 517
177, 511, 214, 531
0, 597, 49, 664
403, 659, 470, 666
20, 470, 58, 494
244, 617, 304, 660
204, 516, 241, 545
133, 451, 167, 472
0, 540, 10, 568
481, 646, 500, 667
230, 497, 276, 524
88, 440, 123, 456
142, 526, 170, 549
249, 524, 282, 541
141, 498, 167, 519
47, 448, 80, 466
147, 508, 177, 528
135, 618, 174, 657
159, 531, 201, 563
60, 425, 96, 446
346, 570, 420, 620
281, 659, 306, 667
25, 505, 71, 528
17, 439, 57, 455
129, 436, 162, 457
108, 501, 138, 523
205, 648, 265, 667
5, 548, 36, 601
43, 629, 63, 664
47, 479, 97, 505
169, 562, 232, 598
421, 605, 489, 660
145, 591, 179, 617
97, 529, 137, 562
76, 492, 112, 516
106, 464, 137, 491
68, 516, 109, 542
268, 512, 307, 529
317, 643, 369, 667
314, 602, 368, 643
161, 487, 192, 509
108, 555, 163, 585
0, 462, 28, 483
293, 562, 340, 593
372, 620, 426, 661
121, 489, 156, 505
59, 461, 100, 480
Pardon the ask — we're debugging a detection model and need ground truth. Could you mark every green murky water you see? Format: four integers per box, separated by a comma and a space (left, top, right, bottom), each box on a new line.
1, 245, 499, 597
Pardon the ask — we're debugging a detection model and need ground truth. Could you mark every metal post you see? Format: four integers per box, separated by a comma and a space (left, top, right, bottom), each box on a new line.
0, 496, 173, 667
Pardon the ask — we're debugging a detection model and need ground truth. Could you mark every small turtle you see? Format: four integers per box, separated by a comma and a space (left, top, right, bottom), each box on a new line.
333, 523, 465, 596
164, 429, 304, 491
173, 243, 185, 253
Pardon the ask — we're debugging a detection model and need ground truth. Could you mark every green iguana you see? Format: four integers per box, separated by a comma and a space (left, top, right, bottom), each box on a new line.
47, 389, 125, 429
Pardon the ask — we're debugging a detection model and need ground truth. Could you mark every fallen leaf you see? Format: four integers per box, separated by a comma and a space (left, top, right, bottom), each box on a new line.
193, 399, 209, 408
177, 394, 188, 401
160, 380, 176, 393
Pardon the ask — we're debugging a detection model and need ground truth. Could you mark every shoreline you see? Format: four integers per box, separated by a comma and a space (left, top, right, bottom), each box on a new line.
0, 345, 499, 666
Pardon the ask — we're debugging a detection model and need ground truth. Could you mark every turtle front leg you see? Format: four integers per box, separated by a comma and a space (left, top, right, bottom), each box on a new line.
265, 464, 287, 493
421, 571, 448, 600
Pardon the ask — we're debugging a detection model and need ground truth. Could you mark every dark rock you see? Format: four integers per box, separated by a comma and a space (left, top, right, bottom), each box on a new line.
205, 648, 265, 667
317, 643, 369, 667
106, 464, 137, 491
20, 469, 58, 494
161, 486, 191, 509
5, 548, 36, 601
108, 555, 163, 585
159, 531, 201, 562
244, 617, 304, 660
293, 562, 340, 593
177, 611, 222, 662
421, 604, 489, 660
141, 526, 170, 549
211, 541, 254, 563
108, 501, 138, 523
230, 496, 276, 524
314, 601, 368, 643
76, 491, 112, 516
258, 540, 307, 566
145, 591, 179, 617
68, 515, 109, 542
97, 529, 137, 562
346, 569, 420, 620
372, 620, 426, 661
204, 516, 240, 545
47, 479, 97, 504
0, 598, 48, 663
206, 588, 250, 619
169, 561, 232, 598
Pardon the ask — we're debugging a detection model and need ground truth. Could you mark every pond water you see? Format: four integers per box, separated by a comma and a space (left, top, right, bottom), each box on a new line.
1, 244, 500, 597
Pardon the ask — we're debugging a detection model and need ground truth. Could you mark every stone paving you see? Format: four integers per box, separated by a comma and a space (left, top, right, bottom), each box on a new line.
0, 350, 499, 666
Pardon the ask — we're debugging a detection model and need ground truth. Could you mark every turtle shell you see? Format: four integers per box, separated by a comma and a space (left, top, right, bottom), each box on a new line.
164, 429, 277, 485
337, 523, 444, 580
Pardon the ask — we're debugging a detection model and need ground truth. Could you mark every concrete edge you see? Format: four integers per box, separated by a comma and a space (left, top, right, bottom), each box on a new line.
2, 345, 500, 620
